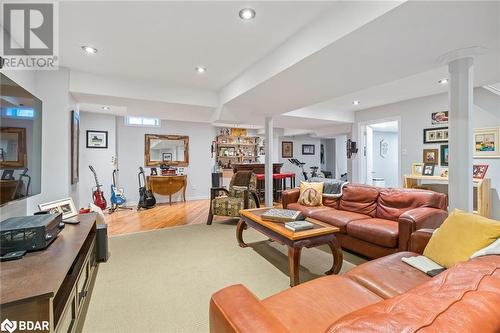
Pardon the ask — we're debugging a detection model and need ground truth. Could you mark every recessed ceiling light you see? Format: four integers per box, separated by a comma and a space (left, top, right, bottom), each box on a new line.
195, 66, 206, 74
353, 100, 360, 105
102, 106, 110, 110
438, 78, 448, 84
239, 8, 256, 20
81, 45, 98, 54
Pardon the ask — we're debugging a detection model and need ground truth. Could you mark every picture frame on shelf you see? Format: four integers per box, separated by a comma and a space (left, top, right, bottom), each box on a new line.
440, 145, 449, 166
423, 127, 448, 144
473, 127, 500, 158
282, 141, 293, 158
302, 144, 315, 155
411, 163, 424, 175
440, 168, 448, 178
39, 197, 78, 220
423, 148, 439, 164
86, 130, 108, 149
422, 164, 435, 176
473, 164, 489, 179
431, 111, 448, 125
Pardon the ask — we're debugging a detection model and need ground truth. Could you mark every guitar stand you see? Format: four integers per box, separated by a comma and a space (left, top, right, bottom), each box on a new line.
108, 204, 134, 214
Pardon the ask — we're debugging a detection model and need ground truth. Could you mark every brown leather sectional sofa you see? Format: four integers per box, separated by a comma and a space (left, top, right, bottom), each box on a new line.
282, 184, 448, 258
210, 230, 500, 333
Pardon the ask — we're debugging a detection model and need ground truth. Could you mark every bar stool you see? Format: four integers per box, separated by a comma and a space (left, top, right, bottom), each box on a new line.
256, 174, 265, 202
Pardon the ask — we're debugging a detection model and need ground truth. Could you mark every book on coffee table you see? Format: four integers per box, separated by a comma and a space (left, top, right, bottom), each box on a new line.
261, 209, 303, 223
284, 220, 314, 232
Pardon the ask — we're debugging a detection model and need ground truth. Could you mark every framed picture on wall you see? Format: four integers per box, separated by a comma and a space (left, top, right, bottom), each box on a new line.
282, 141, 293, 158
440, 145, 449, 166
71, 111, 79, 184
423, 148, 439, 164
473, 164, 489, 179
423, 127, 448, 144
302, 144, 315, 155
86, 130, 108, 149
473, 127, 500, 158
162, 153, 172, 162
431, 111, 448, 125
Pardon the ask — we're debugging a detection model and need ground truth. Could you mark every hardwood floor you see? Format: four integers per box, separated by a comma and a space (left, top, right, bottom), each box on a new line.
104, 199, 237, 236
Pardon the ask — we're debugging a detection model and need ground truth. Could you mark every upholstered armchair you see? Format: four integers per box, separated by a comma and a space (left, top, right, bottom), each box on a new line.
207, 171, 260, 225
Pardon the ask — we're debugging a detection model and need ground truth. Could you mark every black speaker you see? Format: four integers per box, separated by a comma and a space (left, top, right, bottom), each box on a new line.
211, 172, 222, 187
96, 223, 109, 262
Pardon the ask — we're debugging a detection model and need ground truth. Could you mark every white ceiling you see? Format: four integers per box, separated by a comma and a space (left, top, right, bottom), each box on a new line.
59, 1, 332, 90
57, 1, 500, 132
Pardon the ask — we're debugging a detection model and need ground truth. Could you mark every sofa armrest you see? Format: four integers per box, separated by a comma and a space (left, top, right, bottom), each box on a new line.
210, 284, 290, 333
398, 207, 448, 251
282, 188, 300, 208
409, 229, 435, 254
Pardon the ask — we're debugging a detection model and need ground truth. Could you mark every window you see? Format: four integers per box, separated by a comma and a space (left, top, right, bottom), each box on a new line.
125, 116, 160, 127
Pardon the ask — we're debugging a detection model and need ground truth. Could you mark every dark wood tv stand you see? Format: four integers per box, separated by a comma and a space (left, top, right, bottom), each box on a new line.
0, 213, 99, 333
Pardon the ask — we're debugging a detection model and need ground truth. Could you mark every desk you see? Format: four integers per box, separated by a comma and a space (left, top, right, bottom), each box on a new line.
403, 175, 491, 217
147, 175, 187, 204
0, 213, 98, 333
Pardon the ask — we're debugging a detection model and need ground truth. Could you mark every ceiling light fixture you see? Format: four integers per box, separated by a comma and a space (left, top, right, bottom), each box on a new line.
239, 8, 256, 20
81, 45, 98, 54
438, 78, 448, 84
353, 100, 360, 105
102, 106, 110, 110
195, 66, 206, 74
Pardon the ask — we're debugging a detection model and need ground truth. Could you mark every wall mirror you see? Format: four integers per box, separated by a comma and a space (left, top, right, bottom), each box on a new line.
0, 127, 27, 168
145, 134, 189, 167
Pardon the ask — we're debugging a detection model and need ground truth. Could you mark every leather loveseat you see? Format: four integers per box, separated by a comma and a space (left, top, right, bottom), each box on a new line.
210, 230, 500, 333
282, 184, 448, 258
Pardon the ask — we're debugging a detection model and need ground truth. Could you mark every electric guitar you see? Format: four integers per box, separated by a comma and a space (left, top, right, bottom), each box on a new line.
110, 157, 127, 209
138, 167, 156, 209
89, 165, 107, 210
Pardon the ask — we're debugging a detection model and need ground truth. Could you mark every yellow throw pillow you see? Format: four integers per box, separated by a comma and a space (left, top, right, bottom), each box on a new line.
423, 210, 500, 268
298, 181, 323, 207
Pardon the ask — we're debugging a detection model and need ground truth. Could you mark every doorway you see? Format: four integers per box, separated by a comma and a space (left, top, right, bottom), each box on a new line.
360, 120, 400, 188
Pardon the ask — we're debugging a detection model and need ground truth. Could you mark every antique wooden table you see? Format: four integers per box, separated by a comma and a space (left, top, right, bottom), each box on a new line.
238, 208, 343, 287
147, 175, 187, 204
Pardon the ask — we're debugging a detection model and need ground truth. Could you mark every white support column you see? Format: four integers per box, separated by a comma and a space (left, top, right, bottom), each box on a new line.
265, 116, 274, 207
448, 57, 473, 212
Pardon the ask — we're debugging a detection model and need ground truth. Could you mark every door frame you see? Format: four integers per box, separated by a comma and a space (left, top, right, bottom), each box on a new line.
357, 116, 401, 187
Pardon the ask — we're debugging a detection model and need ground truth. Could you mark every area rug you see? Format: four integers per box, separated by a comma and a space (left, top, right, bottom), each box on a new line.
82, 221, 365, 333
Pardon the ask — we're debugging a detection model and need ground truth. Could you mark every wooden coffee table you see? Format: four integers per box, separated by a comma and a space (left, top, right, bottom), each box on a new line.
238, 208, 343, 286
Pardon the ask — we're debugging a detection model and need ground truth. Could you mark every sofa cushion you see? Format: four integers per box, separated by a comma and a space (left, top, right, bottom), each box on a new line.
286, 203, 331, 217
263, 275, 382, 333
347, 218, 398, 248
298, 181, 323, 207
327, 255, 500, 333
339, 185, 379, 217
309, 209, 370, 233
376, 188, 447, 221
344, 251, 431, 299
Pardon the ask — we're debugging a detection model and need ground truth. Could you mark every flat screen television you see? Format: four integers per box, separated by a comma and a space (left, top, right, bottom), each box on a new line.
0, 73, 42, 206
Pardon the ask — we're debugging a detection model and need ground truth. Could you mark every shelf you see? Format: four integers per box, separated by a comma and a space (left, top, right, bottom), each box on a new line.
217, 143, 257, 146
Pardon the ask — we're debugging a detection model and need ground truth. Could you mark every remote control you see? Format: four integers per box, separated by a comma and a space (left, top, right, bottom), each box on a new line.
0, 250, 27, 261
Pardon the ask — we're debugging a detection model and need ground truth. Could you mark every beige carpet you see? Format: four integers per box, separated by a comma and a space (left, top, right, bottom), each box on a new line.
82, 221, 365, 333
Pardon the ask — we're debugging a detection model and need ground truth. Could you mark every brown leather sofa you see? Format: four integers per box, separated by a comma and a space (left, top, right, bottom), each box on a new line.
282, 184, 448, 258
210, 230, 500, 333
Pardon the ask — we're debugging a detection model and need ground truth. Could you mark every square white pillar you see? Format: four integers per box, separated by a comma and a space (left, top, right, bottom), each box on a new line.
265, 117, 274, 207
448, 57, 473, 212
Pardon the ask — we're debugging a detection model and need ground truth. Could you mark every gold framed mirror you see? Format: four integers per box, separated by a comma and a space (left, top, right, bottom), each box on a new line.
0, 127, 27, 169
145, 134, 189, 167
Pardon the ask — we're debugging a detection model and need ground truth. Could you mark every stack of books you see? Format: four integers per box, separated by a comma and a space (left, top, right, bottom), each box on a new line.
284, 221, 314, 232
261, 209, 303, 223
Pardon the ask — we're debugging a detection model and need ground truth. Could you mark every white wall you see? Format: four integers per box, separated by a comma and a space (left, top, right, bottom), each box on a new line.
371, 130, 398, 187
279, 135, 321, 183
78, 112, 117, 208
0, 68, 79, 218
116, 118, 216, 204
352, 88, 500, 219
335, 135, 348, 179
